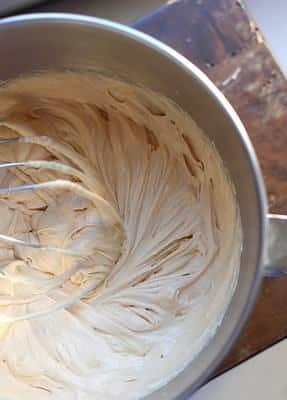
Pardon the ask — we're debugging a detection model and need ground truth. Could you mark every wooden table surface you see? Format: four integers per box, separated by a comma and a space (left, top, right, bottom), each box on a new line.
132, 0, 287, 376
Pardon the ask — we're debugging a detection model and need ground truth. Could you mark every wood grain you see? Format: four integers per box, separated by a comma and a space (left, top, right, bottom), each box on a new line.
133, 0, 287, 374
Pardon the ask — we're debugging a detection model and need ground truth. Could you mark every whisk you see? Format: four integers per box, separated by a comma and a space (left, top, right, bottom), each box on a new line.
0, 135, 123, 323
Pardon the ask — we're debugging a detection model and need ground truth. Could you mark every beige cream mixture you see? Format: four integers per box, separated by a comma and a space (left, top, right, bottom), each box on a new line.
0, 72, 241, 400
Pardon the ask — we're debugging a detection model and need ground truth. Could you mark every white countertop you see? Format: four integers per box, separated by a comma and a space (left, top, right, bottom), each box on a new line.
193, 338, 287, 399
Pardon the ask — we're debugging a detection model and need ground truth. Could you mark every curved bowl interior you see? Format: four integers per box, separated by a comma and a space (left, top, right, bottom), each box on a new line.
0, 14, 266, 400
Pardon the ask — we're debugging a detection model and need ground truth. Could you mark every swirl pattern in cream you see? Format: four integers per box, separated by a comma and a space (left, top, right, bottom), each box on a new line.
0, 72, 241, 400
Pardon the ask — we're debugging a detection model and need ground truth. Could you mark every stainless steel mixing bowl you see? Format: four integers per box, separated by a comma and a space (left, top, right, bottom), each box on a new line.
0, 13, 286, 400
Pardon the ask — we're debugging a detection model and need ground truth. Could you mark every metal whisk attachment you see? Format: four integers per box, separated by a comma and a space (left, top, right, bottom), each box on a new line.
0, 135, 122, 323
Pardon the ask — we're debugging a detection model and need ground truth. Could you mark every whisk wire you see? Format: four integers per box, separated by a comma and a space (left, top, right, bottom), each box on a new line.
0, 135, 121, 321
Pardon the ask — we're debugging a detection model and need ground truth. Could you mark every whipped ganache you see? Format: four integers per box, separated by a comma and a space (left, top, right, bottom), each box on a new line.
0, 72, 241, 400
